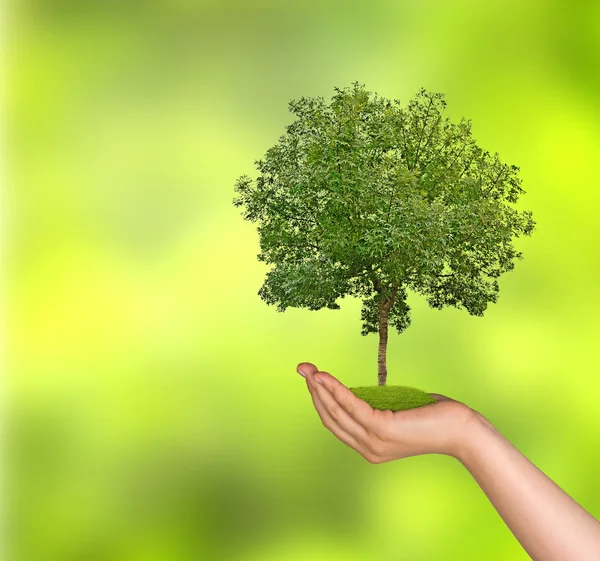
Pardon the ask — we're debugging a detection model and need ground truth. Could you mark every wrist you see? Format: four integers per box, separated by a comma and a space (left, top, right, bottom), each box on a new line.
449, 406, 493, 462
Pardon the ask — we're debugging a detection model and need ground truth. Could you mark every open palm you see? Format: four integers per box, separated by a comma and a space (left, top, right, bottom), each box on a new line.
297, 362, 474, 463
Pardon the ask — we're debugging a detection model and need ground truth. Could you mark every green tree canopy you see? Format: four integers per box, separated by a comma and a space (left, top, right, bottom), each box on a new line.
233, 82, 535, 383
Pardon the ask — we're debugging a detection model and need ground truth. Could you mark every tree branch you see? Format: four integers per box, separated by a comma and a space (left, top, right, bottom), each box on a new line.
428, 138, 468, 193
273, 205, 325, 233
458, 156, 475, 182
475, 264, 496, 277
368, 265, 383, 294
390, 281, 399, 305
483, 166, 506, 198
415, 115, 443, 173
395, 112, 412, 170
386, 189, 395, 221
411, 96, 435, 171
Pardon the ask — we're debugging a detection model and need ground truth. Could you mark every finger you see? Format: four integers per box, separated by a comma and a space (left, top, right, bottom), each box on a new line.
297, 362, 322, 389
297, 362, 318, 378
309, 380, 396, 464
305, 377, 366, 454
313, 371, 376, 431
309, 373, 369, 444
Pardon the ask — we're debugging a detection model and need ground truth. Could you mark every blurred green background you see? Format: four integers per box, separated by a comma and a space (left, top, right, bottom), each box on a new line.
6, 1, 600, 560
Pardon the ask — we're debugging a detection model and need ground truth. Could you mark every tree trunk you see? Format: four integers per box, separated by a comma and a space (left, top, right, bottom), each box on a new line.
377, 299, 391, 386
377, 284, 399, 386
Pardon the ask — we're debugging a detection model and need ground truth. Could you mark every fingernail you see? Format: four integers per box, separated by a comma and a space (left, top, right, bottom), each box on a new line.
297, 368, 307, 378
313, 376, 324, 385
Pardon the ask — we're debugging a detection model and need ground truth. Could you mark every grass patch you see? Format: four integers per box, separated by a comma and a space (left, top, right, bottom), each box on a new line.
349, 385, 436, 411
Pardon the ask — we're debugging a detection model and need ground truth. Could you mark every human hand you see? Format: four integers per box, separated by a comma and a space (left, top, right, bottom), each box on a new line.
297, 363, 600, 560
297, 362, 477, 464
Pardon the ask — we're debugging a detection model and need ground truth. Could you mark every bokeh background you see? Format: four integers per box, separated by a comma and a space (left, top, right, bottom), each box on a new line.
6, 1, 600, 560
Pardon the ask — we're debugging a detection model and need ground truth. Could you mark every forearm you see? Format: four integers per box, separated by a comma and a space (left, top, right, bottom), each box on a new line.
455, 411, 600, 561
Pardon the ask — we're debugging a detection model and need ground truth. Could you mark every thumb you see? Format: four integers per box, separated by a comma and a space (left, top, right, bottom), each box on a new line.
429, 393, 455, 403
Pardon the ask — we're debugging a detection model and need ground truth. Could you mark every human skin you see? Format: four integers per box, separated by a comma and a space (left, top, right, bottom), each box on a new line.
296, 362, 600, 561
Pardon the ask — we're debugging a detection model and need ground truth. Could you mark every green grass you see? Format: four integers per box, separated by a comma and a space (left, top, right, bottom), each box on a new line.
349, 385, 436, 411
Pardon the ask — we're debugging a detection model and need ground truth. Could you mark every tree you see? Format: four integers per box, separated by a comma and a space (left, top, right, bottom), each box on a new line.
233, 82, 535, 386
